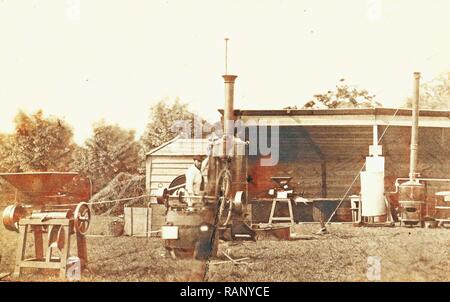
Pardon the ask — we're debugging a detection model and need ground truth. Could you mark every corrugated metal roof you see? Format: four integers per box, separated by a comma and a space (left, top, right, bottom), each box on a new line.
146, 138, 209, 156
219, 107, 450, 117
224, 108, 450, 128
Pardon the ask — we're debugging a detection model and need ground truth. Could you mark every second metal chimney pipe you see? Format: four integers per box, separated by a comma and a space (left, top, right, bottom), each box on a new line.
409, 72, 420, 181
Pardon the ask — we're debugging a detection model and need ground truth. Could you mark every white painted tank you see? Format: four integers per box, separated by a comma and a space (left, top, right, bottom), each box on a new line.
360, 171, 386, 216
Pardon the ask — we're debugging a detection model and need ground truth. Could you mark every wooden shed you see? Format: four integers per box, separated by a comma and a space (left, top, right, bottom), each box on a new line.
144, 108, 450, 223
145, 137, 209, 202
234, 108, 450, 200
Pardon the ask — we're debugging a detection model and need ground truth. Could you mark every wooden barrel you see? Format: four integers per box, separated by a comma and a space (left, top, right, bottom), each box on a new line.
108, 219, 125, 237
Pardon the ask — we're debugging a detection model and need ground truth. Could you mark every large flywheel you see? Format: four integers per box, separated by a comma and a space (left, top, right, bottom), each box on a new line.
215, 168, 233, 226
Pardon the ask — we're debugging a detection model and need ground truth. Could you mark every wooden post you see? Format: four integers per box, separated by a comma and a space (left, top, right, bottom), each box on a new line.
77, 233, 88, 269
33, 225, 44, 260
130, 207, 134, 236
146, 207, 150, 237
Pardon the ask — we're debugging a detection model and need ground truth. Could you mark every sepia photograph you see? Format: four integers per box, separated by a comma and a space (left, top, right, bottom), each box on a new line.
0, 0, 449, 286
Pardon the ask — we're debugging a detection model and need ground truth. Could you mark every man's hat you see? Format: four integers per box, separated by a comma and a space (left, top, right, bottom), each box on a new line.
193, 155, 206, 161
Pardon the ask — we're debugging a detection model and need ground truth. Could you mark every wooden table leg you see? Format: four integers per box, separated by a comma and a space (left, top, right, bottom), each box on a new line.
287, 199, 294, 225
59, 226, 70, 279
33, 225, 44, 260
46, 225, 55, 262
268, 200, 276, 224
13, 224, 28, 278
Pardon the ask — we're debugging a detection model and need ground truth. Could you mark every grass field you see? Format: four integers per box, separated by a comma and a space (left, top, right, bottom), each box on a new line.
0, 214, 449, 282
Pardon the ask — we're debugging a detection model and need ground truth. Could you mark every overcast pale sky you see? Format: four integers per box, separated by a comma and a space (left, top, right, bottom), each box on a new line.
1, 0, 449, 144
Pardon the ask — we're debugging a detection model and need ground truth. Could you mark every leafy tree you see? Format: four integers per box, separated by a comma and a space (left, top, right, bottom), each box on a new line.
287, 79, 382, 109
0, 134, 14, 171
404, 73, 450, 110
71, 120, 140, 192
0, 110, 76, 172
140, 98, 210, 153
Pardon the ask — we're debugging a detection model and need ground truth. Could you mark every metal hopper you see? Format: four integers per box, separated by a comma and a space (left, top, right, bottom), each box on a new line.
0, 172, 79, 204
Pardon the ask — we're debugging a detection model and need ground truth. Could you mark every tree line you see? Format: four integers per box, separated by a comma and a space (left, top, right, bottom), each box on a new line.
1, 74, 448, 194
0, 99, 203, 193
285, 73, 450, 110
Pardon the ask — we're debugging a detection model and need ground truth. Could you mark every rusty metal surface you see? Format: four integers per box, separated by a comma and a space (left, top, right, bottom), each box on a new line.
2, 204, 26, 232
0, 172, 78, 197
218, 107, 450, 117
398, 180, 427, 225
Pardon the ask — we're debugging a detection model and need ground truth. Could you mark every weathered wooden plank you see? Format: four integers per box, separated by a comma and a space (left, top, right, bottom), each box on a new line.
151, 163, 192, 169
151, 175, 182, 182
151, 169, 188, 176
150, 183, 171, 191
150, 156, 194, 164
124, 207, 152, 237
124, 207, 132, 236
150, 204, 166, 237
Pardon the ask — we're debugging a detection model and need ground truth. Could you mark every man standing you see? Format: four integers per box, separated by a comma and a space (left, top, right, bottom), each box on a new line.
185, 155, 208, 207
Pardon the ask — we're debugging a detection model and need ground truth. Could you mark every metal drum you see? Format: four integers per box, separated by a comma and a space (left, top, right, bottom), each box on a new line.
2, 204, 27, 232
398, 180, 426, 227
163, 204, 218, 259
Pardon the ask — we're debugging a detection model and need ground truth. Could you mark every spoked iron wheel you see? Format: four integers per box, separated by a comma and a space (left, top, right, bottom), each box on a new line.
216, 169, 233, 226
167, 174, 188, 206
74, 202, 91, 235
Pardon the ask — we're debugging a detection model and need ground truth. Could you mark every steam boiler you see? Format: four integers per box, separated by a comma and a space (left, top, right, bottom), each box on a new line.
397, 179, 426, 227
396, 72, 427, 227
160, 74, 252, 259
1, 172, 91, 278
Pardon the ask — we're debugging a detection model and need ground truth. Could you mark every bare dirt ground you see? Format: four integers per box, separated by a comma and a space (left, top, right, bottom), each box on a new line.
0, 214, 448, 282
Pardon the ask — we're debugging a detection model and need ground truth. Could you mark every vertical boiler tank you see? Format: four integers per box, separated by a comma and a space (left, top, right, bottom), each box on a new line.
397, 72, 426, 227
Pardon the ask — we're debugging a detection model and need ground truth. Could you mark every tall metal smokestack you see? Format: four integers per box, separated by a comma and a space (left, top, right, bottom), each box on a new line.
222, 38, 237, 138
409, 72, 420, 181
223, 74, 237, 137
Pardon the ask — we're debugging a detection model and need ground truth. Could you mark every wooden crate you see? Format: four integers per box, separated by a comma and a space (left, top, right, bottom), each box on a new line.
150, 204, 167, 237
124, 204, 166, 237
124, 207, 150, 237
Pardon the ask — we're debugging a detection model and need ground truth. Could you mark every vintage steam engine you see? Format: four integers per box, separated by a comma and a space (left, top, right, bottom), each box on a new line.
159, 74, 253, 259
1, 172, 91, 278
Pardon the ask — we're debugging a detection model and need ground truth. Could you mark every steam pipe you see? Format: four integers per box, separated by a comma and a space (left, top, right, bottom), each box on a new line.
409, 72, 420, 181
388, 177, 450, 195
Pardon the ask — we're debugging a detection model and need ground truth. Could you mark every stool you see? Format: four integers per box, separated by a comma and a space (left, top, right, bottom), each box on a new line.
268, 198, 295, 225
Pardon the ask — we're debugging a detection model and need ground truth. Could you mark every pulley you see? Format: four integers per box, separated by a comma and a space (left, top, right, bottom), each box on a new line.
2, 204, 26, 232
